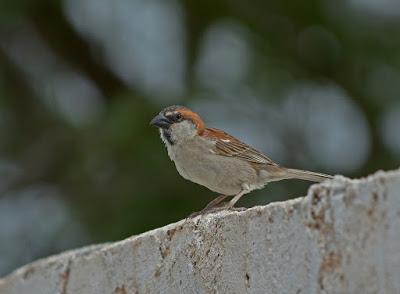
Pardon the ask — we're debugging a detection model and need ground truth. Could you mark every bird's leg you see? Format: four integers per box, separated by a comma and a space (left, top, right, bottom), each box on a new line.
226, 189, 249, 209
203, 194, 229, 209
188, 194, 229, 218
188, 189, 251, 218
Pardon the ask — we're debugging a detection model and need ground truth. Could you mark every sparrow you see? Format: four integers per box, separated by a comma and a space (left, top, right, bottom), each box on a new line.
150, 105, 333, 214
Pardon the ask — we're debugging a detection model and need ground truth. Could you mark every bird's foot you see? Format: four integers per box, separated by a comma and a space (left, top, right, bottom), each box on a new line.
187, 205, 228, 218
187, 205, 247, 218
229, 206, 247, 212
187, 195, 230, 218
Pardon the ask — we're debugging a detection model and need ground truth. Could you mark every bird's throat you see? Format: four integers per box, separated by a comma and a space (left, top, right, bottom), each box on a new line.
161, 128, 175, 145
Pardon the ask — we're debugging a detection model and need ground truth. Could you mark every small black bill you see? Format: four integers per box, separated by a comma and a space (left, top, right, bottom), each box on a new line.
150, 114, 172, 128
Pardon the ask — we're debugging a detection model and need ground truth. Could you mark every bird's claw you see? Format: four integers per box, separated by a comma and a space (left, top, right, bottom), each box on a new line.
187, 206, 227, 218
229, 206, 247, 212
187, 205, 247, 218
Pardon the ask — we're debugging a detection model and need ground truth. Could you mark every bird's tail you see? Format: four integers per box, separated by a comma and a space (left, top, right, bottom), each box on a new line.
283, 168, 333, 183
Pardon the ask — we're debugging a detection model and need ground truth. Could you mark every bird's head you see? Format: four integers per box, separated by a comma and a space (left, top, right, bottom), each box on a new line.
150, 105, 205, 145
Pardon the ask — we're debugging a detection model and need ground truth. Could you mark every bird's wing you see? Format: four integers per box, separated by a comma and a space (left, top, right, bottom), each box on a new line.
201, 128, 278, 166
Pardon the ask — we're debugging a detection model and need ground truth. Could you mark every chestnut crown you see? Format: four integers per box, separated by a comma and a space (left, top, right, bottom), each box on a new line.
150, 105, 205, 131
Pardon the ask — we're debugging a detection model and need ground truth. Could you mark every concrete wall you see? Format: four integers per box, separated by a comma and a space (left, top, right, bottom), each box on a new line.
1, 169, 400, 293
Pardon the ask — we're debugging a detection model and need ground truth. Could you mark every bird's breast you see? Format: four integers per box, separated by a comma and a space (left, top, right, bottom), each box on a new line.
167, 139, 216, 182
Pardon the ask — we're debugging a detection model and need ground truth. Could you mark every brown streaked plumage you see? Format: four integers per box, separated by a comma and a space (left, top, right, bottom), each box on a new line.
150, 105, 333, 216
201, 128, 277, 166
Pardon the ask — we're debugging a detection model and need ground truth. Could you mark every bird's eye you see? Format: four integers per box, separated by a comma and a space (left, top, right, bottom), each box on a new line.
175, 113, 182, 121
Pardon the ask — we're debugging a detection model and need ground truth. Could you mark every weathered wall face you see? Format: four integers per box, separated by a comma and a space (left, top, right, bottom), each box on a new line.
1, 170, 400, 294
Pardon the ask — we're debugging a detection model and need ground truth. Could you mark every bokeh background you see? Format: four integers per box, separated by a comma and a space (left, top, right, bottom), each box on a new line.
1, 0, 400, 276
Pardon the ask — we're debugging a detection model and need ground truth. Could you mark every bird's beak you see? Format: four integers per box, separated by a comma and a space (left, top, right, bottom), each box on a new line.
150, 113, 172, 128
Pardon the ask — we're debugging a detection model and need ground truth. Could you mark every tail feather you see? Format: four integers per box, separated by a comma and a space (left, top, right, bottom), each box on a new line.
283, 168, 333, 183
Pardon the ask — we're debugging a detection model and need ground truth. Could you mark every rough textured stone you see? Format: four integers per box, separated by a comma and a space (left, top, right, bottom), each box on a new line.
1, 169, 400, 294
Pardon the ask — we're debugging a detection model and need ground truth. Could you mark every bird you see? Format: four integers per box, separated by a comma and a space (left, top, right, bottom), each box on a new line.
150, 105, 333, 215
